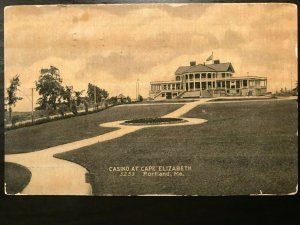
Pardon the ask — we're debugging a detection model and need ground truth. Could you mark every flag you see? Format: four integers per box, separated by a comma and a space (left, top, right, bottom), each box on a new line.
206, 54, 213, 61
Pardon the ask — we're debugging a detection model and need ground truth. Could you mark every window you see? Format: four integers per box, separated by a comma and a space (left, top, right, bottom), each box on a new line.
236, 81, 240, 88
237, 89, 240, 93
226, 81, 230, 88
163, 85, 167, 90
190, 82, 194, 89
162, 93, 165, 97
255, 80, 260, 87
222, 81, 225, 87
208, 82, 212, 89
185, 75, 188, 79
243, 80, 248, 87
202, 82, 206, 90
195, 73, 200, 79
207, 73, 211, 78
201, 73, 206, 78
217, 81, 221, 88
222, 73, 225, 78
195, 82, 200, 89
176, 76, 181, 81
189, 74, 194, 79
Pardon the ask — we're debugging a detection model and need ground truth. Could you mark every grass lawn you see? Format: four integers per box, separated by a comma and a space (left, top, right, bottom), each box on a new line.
5, 162, 32, 194
5, 104, 183, 154
207, 97, 273, 102
56, 100, 298, 195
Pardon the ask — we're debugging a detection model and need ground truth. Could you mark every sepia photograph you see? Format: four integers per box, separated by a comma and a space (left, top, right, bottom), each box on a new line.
3, 3, 298, 196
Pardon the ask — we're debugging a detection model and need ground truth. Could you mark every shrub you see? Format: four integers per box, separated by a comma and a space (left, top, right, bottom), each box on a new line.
11, 115, 20, 126
71, 103, 78, 115
44, 104, 56, 118
57, 104, 68, 117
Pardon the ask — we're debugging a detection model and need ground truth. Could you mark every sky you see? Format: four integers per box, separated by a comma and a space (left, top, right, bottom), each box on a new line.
4, 3, 297, 111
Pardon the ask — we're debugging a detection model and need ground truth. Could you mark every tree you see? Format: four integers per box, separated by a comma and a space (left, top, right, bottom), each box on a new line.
126, 96, 132, 103
82, 99, 89, 113
292, 82, 298, 96
35, 66, 64, 110
57, 103, 68, 117
74, 90, 85, 106
61, 85, 73, 107
6, 75, 23, 121
108, 96, 118, 105
87, 83, 109, 104
137, 94, 143, 102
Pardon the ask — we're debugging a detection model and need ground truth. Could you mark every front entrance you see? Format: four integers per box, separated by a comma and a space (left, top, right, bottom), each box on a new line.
166, 92, 172, 99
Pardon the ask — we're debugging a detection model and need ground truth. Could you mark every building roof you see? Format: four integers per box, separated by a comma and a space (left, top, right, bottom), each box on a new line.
175, 66, 191, 75
186, 64, 216, 73
175, 62, 235, 75
206, 63, 235, 73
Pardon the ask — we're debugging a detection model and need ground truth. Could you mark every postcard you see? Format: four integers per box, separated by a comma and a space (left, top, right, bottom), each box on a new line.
4, 3, 298, 196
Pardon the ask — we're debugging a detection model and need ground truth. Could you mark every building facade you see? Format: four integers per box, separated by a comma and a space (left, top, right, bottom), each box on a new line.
149, 60, 267, 100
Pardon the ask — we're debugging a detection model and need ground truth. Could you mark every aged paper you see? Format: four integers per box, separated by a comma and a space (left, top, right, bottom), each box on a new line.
4, 3, 298, 196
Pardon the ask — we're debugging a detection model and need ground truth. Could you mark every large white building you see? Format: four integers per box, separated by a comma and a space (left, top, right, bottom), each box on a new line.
149, 60, 267, 100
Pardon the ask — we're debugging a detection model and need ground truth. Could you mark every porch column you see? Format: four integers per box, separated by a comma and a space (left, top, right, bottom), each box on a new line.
193, 74, 195, 91
200, 75, 202, 96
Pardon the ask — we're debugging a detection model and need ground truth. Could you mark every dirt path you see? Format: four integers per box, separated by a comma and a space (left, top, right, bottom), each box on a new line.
5, 99, 210, 195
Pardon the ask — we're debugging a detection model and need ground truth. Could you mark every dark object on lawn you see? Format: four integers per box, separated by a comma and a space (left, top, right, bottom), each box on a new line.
124, 117, 184, 125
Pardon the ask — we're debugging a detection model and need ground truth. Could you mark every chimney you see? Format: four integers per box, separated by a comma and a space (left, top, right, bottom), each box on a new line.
213, 60, 220, 64
190, 61, 196, 66
203, 62, 205, 65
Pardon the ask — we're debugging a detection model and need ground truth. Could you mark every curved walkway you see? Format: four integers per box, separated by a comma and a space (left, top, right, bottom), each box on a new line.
5, 98, 211, 195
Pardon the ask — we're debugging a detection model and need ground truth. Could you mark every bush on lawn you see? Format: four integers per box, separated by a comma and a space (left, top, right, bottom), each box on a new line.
71, 103, 78, 115
57, 104, 69, 117
11, 115, 20, 127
